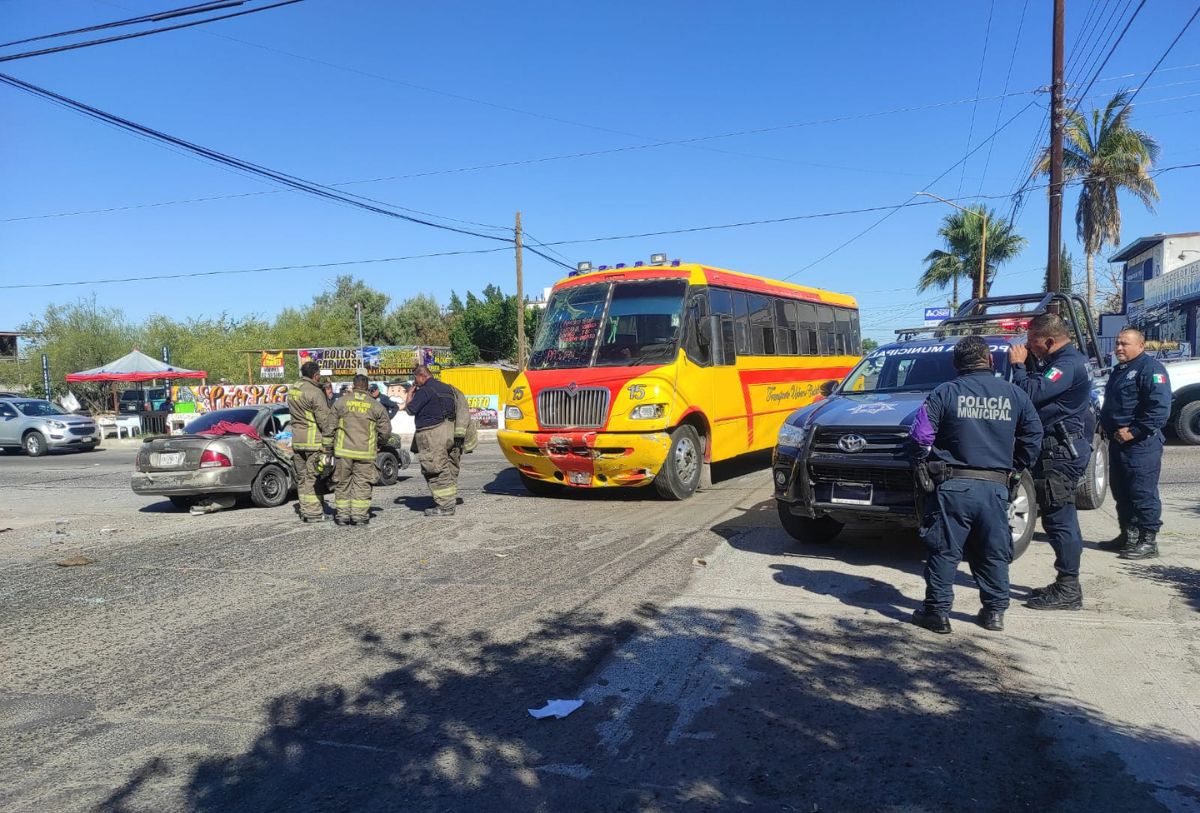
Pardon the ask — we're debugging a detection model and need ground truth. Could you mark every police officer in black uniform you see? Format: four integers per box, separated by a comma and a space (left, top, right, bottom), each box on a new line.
1098, 328, 1172, 559
1009, 313, 1092, 610
909, 336, 1043, 634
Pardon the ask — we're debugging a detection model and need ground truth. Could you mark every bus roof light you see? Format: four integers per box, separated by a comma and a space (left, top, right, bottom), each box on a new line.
615, 263, 627, 269
634, 261, 644, 267
671, 260, 682, 267
576, 261, 593, 273
650, 253, 667, 265
598, 265, 609, 271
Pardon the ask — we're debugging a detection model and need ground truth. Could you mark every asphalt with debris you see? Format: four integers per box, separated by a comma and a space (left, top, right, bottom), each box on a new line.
1, 439, 1197, 812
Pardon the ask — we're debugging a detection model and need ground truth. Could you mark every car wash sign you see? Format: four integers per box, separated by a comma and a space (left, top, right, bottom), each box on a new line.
297, 346, 452, 378
924, 307, 952, 326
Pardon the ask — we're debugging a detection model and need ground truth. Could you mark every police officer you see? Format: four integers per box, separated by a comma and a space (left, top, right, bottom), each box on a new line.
910, 336, 1043, 634
1009, 313, 1092, 610
331, 374, 391, 527
1098, 328, 1172, 559
405, 364, 464, 517
288, 361, 337, 523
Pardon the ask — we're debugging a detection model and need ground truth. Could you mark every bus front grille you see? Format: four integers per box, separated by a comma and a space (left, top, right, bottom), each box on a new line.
537, 387, 610, 429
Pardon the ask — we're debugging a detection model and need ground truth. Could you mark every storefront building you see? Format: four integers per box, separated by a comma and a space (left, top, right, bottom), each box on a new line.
1109, 231, 1200, 357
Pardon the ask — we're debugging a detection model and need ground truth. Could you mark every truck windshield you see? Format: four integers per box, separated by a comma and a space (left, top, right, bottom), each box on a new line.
842, 347, 1010, 392
529, 279, 687, 370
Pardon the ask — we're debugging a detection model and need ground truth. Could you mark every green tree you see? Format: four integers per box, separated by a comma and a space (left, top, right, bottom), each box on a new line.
1034, 89, 1159, 313
1044, 246, 1074, 294
918, 206, 1026, 307
385, 294, 451, 346
448, 285, 535, 363
862, 337, 879, 353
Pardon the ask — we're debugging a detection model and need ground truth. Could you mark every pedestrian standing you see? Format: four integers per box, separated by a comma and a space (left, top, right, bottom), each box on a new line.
368, 383, 400, 419
331, 374, 391, 527
1009, 313, 1093, 611
405, 364, 463, 517
1098, 328, 1172, 559
910, 336, 1043, 634
288, 361, 337, 523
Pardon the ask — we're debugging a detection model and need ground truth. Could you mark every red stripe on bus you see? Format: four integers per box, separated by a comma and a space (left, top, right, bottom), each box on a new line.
736, 366, 851, 444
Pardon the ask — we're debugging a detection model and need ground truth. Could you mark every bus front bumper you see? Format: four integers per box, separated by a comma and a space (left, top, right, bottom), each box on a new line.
497, 429, 672, 488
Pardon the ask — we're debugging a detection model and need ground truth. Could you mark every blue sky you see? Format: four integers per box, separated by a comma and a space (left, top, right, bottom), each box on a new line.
2, 0, 1199, 345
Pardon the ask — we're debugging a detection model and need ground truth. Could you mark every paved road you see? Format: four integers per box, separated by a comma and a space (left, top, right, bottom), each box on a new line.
1, 439, 1197, 812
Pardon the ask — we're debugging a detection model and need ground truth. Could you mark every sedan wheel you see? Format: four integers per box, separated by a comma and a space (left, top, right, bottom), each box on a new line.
251, 464, 290, 508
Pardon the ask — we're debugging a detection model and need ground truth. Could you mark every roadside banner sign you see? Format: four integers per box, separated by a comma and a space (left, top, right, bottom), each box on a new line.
260, 351, 285, 379
924, 307, 952, 326
42, 354, 51, 401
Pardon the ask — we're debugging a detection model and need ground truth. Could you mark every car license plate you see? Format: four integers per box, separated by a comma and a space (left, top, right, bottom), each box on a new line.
153, 452, 184, 468
568, 471, 590, 485
831, 481, 873, 505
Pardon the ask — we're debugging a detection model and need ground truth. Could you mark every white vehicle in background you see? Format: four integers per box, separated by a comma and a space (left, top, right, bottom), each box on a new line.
1164, 357, 1200, 445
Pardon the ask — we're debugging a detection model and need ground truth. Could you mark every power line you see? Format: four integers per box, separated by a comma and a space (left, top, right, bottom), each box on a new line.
0, 72, 513, 242
0, 0, 304, 63
956, 0, 997, 198
1118, 4, 1200, 109
977, 0, 1030, 197
0, 1, 250, 48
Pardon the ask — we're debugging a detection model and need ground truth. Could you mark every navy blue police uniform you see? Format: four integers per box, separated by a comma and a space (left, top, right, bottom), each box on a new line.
1011, 343, 1092, 581
911, 370, 1043, 618
1101, 353, 1171, 538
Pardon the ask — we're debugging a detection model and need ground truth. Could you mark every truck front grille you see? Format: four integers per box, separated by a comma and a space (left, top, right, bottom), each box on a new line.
811, 427, 909, 455
537, 387, 610, 429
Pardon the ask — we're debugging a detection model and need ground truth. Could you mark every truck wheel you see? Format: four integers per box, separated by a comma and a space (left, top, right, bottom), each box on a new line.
654, 425, 702, 500
1075, 437, 1108, 510
375, 451, 399, 486
250, 464, 290, 508
1010, 473, 1038, 560
519, 471, 562, 497
776, 501, 843, 543
23, 431, 48, 457
1175, 399, 1200, 446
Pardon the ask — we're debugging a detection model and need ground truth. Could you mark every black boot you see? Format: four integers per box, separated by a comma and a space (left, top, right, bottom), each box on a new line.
1096, 527, 1134, 553
976, 608, 1005, 631
1025, 576, 1082, 610
1119, 530, 1159, 560
911, 608, 951, 634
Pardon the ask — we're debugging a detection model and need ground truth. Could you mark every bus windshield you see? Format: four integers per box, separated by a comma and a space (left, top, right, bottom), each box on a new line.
529, 279, 687, 370
842, 347, 1011, 393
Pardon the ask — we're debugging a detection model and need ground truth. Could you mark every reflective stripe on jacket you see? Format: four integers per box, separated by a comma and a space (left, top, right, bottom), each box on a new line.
288, 378, 336, 451
333, 391, 391, 461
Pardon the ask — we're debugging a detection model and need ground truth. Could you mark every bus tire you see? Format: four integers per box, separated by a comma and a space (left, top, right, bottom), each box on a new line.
654, 425, 702, 500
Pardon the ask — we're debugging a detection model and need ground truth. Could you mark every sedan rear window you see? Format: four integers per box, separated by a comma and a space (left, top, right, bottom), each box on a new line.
185, 409, 260, 433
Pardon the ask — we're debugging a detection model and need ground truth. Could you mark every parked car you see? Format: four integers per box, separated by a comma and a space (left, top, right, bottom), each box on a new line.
0, 397, 100, 456
1162, 357, 1200, 445
119, 387, 171, 414
773, 293, 1109, 560
131, 404, 409, 510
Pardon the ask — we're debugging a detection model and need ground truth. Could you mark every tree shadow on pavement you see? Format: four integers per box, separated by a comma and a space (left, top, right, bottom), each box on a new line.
1136, 563, 1200, 614
95, 603, 1197, 813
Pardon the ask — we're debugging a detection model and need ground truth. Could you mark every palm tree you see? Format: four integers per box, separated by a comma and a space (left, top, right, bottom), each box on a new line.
1034, 89, 1159, 313
918, 206, 1027, 307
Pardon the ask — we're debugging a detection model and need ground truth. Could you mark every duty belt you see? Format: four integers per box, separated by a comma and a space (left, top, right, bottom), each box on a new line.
946, 467, 1010, 485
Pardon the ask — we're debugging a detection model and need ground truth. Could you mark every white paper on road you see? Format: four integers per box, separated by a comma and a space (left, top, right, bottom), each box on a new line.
527, 699, 584, 719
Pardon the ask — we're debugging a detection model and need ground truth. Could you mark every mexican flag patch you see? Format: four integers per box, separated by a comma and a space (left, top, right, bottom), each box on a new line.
1044, 367, 1064, 382
1153, 373, 1166, 384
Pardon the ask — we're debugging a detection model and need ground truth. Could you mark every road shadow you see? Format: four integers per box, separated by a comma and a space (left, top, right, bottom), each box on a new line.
481, 467, 658, 502
93, 605, 1196, 812
1136, 563, 1200, 614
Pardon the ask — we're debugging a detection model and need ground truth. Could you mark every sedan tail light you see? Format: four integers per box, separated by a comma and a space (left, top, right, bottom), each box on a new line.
199, 449, 232, 469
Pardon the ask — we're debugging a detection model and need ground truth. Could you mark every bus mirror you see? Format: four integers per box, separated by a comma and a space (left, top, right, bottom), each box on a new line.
819, 379, 838, 397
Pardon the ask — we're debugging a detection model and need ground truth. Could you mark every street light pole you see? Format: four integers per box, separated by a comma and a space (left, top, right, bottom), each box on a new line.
916, 191, 988, 300
354, 302, 364, 370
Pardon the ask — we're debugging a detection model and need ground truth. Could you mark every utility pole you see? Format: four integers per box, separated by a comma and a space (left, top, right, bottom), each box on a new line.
515, 211, 525, 369
1047, 0, 1065, 295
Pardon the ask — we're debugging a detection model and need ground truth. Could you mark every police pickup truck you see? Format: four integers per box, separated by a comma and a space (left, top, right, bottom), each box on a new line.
773, 293, 1109, 559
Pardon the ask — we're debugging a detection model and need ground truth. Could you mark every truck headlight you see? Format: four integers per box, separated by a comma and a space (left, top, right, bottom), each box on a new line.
504, 406, 523, 420
777, 423, 808, 448
629, 404, 666, 420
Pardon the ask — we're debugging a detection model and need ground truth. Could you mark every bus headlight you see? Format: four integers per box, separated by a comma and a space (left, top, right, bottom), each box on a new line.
629, 404, 665, 420
505, 406, 523, 420
777, 423, 808, 449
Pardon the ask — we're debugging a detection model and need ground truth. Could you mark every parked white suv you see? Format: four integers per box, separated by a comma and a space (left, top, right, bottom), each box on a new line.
1164, 358, 1200, 445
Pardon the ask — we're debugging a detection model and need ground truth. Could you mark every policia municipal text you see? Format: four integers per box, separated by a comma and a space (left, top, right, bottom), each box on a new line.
910, 336, 1043, 634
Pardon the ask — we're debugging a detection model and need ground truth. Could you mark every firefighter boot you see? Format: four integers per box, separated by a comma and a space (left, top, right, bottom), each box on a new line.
1119, 530, 1159, 560
1025, 576, 1083, 611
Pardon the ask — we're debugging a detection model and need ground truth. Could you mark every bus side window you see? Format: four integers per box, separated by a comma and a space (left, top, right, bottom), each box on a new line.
732, 292, 750, 355
816, 305, 837, 355
683, 294, 710, 366
795, 301, 819, 355
776, 299, 798, 355
834, 307, 856, 356
748, 294, 774, 355
847, 309, 862, 355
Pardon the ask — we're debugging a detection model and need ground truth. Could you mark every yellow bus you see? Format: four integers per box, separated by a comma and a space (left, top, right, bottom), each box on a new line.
498, 258, 860, 498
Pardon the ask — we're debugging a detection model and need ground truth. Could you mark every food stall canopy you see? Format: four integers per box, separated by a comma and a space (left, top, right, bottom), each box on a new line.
65, 350, 207, 382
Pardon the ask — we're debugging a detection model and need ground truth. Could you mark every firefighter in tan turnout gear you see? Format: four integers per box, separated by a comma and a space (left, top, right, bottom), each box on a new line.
331, 374, 392, 526
288, 361, 338, 523
405, 364, 472, 517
